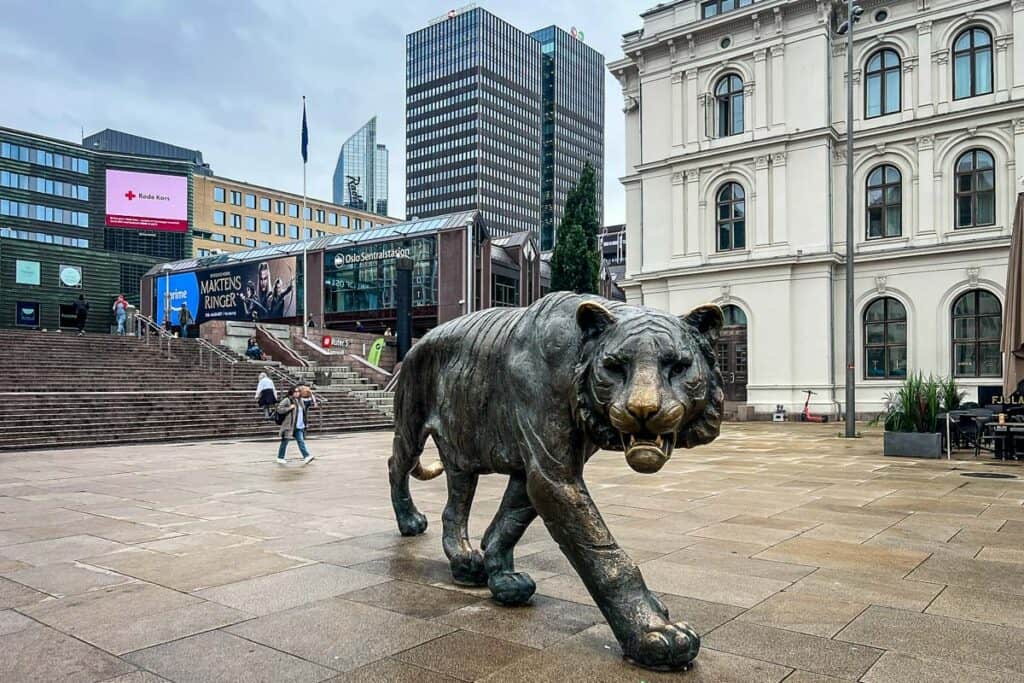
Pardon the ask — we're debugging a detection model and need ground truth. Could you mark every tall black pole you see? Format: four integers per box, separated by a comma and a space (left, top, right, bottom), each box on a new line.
395, 257, 413, 362
844, 0, 857, 437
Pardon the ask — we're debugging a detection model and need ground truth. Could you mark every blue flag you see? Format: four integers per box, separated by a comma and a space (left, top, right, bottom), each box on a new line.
301, 97, 309, 163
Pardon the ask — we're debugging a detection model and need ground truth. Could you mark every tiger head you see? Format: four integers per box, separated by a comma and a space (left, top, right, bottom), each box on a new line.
575, 300, 725, 474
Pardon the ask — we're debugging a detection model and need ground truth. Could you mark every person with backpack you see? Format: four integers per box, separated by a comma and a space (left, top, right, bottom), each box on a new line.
112, 294, 129, 335
275, 385, 315, 465
74, 294, 90, 336
178, 303, 193, 338
255, 372, 277, 420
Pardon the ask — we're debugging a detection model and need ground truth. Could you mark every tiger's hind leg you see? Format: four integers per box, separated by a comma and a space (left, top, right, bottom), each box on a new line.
389, 430, 428, 536
482, 473, 538, 605
441, 465, 487, 586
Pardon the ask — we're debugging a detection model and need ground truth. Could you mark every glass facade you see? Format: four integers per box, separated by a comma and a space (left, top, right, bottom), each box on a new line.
530, 26, 605, 251
324, 236, 438, 313
406, 8, 545, 238
333, 117, 389, 217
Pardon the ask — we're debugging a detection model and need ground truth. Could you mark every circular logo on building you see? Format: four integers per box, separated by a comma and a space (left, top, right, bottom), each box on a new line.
59, 265, 82, 287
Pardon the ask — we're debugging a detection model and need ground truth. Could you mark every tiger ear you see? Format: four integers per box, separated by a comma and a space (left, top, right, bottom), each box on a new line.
682, 304, 724, 343
577, 301, 617, 340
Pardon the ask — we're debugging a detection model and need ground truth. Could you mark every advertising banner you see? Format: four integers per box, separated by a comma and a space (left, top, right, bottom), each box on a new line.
106, 169, 188, 232
155, 256, 299, 326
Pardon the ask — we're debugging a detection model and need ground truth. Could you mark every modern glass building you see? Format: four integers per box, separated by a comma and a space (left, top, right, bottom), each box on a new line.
530, 26, 605, 251
405, 8, 604, 247
405, 7, 544, 238
332, 117, 388, 217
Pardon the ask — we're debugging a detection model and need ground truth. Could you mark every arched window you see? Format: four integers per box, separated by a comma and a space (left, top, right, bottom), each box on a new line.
722, 305, 747, 327
864, 297, 907, 379
715, 75, 744, 138
866, 164, 902, 239
955, 149, 995, 229
865, 49, 901, 118
953, 28, 994, 100
716, 182, 746, 251
952, 290, 1002, 377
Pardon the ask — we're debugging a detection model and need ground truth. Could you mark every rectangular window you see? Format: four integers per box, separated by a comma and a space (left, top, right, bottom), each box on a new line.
230, 235, 242, 245
303, 206, 312, 220
260, 219, 271, 234
316, 209, 325, 223
245, 194, 256, 209
230, 213, 241, 228
259, 240, 271, 247
214, 186, 225, 202
214, 210, 226, 225
289, 224, 299, 239
230, 191, 242, 205
259, 197, 271, 212
275, 200, 285, 214
15, 260, 40, 285
288, 203, 299, 218
303, 227, 313, 239
245, 216, 256, 231
328, 212, 338, 226
211, 233, 225, 242
341, 215, 350, 228
244, 238, 256, 247
354, 218, 362, 230
276, 222, 286, 236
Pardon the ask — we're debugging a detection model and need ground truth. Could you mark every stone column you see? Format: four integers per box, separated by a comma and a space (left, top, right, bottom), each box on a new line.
917, 135, 935, 236
755, 155, 771, 247
1014, 119, 1024, 195
771, 153, 788, 244
753, 49, 769, 133
743, 84, 754, 136
997, 37, 1011, 103
685, 70, 700, 147
671, 71, 685, 149
902, 58, 917, 122
933, 50, 949, 113
917, 21, 933, 117
672, 171, 686, 256
770, 44, 785, 129
686, 170, 701, 256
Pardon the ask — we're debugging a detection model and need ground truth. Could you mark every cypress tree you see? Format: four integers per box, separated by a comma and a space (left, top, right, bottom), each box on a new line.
550, 162, 600, 293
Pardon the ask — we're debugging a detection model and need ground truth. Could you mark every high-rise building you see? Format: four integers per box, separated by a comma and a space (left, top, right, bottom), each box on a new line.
530, 26, 605, 251
332, 117, 388, 217
405, 7, 603, 243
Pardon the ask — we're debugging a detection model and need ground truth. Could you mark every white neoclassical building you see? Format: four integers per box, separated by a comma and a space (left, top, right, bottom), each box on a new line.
609, 0, 1024, 417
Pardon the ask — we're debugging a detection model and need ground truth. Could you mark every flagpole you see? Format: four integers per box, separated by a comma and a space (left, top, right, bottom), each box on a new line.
301, 96, 309, 339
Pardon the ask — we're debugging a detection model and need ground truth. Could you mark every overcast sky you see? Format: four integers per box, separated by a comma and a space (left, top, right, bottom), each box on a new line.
0, 0, 644, 224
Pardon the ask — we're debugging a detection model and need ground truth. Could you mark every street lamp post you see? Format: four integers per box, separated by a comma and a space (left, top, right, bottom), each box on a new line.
838, 0, 863, 438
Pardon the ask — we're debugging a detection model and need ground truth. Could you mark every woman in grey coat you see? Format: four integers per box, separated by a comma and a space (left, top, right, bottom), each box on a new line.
276, 385, 315, 465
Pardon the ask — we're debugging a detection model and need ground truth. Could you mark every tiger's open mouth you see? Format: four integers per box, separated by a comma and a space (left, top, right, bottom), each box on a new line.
619, 432, 675, 473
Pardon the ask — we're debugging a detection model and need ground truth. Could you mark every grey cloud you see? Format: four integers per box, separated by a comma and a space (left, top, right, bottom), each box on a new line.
0, 0, 640, 223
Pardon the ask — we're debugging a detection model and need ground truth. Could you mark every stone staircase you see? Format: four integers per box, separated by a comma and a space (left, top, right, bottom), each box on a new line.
0, 329, 393, 451
288, 338, 395, 419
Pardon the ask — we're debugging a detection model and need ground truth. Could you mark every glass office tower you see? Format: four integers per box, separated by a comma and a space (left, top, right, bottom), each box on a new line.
530, 26, 604, 251
332, 117, 388, 217
405, 8, 543, 237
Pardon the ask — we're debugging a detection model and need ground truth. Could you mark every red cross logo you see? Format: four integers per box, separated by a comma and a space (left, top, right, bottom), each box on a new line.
125, 190, 136, 200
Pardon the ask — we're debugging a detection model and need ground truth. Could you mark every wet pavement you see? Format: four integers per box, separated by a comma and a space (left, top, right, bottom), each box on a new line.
0, 422, 1022, 682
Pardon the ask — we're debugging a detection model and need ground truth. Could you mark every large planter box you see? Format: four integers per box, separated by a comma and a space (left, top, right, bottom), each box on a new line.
883, 431, 943, 458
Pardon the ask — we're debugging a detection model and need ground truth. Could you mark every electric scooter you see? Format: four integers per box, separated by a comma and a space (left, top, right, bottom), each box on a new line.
800, 390, 829, 423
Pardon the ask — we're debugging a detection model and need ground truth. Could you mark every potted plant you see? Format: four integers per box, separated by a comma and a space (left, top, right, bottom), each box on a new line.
879, 373, 961, 458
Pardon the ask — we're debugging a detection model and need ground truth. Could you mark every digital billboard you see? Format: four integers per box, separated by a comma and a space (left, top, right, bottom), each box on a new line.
105, 169, 188, 232
155, 256, 300, 326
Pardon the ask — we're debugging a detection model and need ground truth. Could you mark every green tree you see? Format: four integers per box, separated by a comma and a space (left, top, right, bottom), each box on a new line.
549, 219, 594, 293
550, 162, 600, 293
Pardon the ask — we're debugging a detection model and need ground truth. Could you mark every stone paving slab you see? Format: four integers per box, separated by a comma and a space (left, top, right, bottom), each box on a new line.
0, 423, 1021, 681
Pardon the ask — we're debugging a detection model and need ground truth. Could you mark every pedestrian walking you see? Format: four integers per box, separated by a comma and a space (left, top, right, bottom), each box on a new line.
178, 303, 193, 339
112, 294, 128, 335
255, 372, 277, 420
74, 294, 90, 336
275, 385, 315, 465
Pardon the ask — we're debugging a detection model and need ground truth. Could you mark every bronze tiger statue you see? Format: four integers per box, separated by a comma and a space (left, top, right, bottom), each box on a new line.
388, 292, 724, 670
